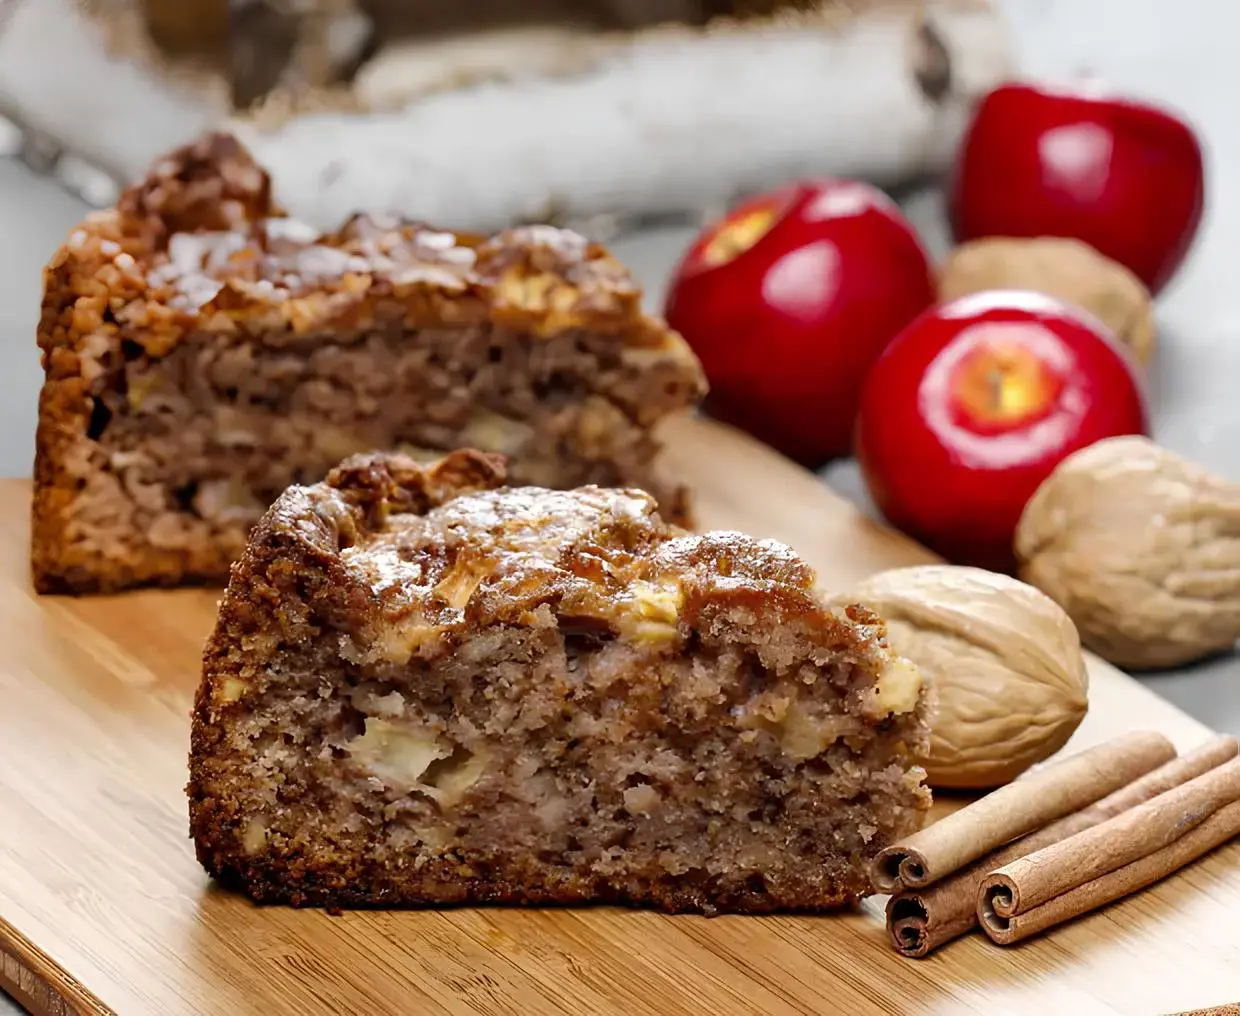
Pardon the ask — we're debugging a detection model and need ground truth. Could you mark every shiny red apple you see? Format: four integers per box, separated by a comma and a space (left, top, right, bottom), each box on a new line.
855, 290, 1150, 572
664, 179, 936, 466
950, 81, 1206, 295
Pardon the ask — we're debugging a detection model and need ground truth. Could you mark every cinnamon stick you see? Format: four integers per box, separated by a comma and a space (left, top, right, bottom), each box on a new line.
979, 757, 1240, 922
870, 730, 1175, 893
979, 799, 1240, 945
886, 734, 1238, 957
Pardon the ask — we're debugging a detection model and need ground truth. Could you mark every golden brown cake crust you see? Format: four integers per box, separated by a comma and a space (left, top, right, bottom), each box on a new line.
188, 451, 931, 914
32, 133, 705, 594
44, 133, 685, 355
207, 449, 868, 670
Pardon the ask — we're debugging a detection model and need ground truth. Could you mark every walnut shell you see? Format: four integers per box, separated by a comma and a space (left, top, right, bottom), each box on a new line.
939, 237, 1155, 366
844, 564, 1088, 789
1016, 436, 1240, 670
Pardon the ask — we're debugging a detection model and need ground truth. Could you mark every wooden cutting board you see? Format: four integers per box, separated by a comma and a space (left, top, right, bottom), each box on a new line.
2, 415, 1238, 1016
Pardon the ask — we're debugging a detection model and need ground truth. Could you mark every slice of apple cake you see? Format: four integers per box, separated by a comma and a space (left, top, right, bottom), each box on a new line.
32, 131, 704, 594
187, 450, 931, 913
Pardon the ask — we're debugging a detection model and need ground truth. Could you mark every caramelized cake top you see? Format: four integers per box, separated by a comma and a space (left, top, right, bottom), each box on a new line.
38, 132, 705, 382
224, 449, 922, 721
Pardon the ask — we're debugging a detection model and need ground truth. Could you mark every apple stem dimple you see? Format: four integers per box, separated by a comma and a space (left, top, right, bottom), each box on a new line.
988, 367, 1006, 412
951, 341, 1061, 427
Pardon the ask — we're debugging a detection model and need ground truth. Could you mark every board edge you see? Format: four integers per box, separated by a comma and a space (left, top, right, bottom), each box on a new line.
0, 915, 115, 1016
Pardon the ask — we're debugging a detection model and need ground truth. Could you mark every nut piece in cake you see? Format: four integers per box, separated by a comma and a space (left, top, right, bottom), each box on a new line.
31, 131, 705, 594
187, 450, 932, 914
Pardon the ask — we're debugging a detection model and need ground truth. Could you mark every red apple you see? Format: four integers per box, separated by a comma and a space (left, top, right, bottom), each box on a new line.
855, 290, 1150, 572
950, 81, 1206, 295
664, 179, 936, 466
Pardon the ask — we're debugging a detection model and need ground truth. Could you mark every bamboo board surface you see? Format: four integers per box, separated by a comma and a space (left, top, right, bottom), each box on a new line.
1, 415, 1239, 1016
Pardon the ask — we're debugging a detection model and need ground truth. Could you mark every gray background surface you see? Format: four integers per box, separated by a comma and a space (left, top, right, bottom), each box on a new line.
0, 1, 1237, 1008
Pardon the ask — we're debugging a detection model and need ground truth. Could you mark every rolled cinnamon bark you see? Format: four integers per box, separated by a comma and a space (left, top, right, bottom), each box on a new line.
886, 734, 1238, 958
870, 730, 1175, 893
979, 799, 1240, 945
979, 757, 1240, 920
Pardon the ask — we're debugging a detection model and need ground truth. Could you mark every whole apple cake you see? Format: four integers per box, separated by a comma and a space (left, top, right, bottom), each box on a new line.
31, 132, 705, 594
187, 450, 932, 913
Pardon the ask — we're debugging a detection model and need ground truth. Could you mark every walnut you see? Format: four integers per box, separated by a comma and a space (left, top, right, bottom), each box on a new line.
939, 237, 1155, 366
1015, 436, 1240, 670
843, 565, 1088, 789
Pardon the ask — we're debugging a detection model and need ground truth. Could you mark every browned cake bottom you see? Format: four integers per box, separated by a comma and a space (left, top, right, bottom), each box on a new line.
188, 453, 930, 914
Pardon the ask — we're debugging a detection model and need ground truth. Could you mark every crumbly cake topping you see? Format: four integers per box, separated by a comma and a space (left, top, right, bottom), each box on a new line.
41, 132, 691, 362
265, 450, 906, 711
